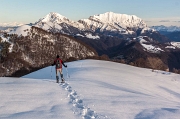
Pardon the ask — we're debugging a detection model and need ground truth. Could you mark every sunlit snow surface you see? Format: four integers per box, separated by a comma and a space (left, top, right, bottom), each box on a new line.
9, 25, 31, 36
171, 42, 180, 48
137, 36, 164, 53
1, 60, 180, 119
85, 33, 100, 39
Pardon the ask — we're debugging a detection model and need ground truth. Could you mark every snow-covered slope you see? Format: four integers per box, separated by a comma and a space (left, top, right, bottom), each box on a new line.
1, 60, 180, 119
132, 36, 180, 53
9, 24, 31, 36
171, 42, 180, 48
137, 36, 164, 53
0, 78, 78, 119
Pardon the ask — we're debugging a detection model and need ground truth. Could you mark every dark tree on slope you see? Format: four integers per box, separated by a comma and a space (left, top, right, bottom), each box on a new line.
0, 42, 11, 60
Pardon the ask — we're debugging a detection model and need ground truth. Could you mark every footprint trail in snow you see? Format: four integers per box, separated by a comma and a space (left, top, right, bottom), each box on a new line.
60, 82, 110, 119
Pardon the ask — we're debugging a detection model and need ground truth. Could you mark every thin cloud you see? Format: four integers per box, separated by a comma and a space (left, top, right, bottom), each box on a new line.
173, 21, 180, 22
159, 20, 170, 22
145, 21, 151, 22
144, 17, 180, 26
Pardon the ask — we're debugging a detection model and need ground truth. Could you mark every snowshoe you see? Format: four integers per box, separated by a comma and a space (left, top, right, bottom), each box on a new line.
61, 78, 65, 83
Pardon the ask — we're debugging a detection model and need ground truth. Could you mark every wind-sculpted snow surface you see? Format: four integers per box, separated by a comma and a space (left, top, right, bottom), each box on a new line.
1, 60, 180, 119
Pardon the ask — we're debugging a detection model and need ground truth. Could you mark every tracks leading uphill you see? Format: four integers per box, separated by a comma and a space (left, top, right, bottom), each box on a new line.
60, 82, 111, 119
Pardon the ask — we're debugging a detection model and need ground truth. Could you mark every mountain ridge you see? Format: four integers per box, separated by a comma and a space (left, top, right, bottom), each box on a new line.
1, 12, 180, 74
150, 25, 180, 42
33, 12, 149, 35
87, 12, 147, 28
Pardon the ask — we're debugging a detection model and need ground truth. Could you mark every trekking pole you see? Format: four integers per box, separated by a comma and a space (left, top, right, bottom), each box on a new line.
50, 66, 52, 80
66, 67, 70, 80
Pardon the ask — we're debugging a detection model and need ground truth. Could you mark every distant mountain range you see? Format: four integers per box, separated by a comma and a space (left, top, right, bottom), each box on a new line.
150, 25, 180, 32
7, 12, 171, 53
1, 12, 180, 76
150, 25, 180, 42
1, 15, 179, 34
5, 12, 149, 36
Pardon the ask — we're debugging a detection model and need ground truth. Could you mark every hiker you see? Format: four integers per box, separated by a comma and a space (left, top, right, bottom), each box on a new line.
52, 55, 67, 83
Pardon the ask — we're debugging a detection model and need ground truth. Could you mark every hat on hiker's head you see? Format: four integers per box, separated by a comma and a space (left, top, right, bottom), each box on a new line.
56, 55, 59, 58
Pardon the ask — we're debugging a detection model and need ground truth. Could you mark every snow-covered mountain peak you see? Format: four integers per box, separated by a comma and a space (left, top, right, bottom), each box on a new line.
36, 12, 70, 24
90, 12, 136, 22
88, 12, 147, 28
33, 12, 80, 32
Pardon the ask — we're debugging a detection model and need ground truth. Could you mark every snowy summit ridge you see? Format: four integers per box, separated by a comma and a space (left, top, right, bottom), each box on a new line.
36, 12, 70, 24
33, 11, 148, 35
89, 12, 147, 28
7, 12, 151, 39
78, 12, 148, 34
34, 12, 83, 33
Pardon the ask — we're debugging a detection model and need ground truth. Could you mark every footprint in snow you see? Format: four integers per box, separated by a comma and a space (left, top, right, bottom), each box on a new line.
60, 82, 110, 119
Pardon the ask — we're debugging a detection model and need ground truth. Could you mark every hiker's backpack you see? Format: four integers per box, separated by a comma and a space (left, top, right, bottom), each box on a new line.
56, 59, 62, 69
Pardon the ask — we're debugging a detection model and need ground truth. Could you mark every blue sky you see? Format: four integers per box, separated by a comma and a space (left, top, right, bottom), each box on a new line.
0, 0, 180, 26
